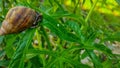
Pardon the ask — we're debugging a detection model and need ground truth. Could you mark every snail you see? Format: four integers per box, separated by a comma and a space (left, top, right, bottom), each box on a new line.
0, 6, 42, 35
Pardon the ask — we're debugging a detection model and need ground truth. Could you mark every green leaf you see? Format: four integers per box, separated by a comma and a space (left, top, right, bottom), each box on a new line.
9, 29, 35, 68
0, 36, 4, 44
51, 11, 85, 24
102, 59, 112, 68
116, 0, 120, 6
63, 57, 90, 68
65, 20, 85, 42
42, 13, 80, 43
105, 32, 120, 42
0, 60, 9, 67
5, 35, 17, 58
0, 50, 5, 58
27, 49, 58, 58
94, 43, 112, 55
86, 50, 103, 68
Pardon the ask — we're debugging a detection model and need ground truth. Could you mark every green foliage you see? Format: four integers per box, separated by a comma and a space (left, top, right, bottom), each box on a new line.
0, 0, 120, 68
116, 0, 120, 5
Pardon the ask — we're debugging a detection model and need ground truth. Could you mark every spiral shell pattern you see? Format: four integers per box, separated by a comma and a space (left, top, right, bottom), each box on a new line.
0, 6, 41, 35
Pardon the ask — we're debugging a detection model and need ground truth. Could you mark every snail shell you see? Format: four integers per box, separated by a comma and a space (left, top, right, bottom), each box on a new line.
0, 6, 42, 35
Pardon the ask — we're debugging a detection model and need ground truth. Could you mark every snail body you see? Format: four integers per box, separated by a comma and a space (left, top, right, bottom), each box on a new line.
0, 6, 42, 35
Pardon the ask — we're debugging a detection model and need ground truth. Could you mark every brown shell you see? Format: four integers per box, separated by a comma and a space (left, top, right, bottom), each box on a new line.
0, 6, 41, 35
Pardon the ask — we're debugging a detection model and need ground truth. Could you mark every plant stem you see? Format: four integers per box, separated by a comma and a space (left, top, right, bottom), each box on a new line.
36, 29, 46, 67
73, 0, 80, 13
41, 26, 52, 50
85, 0, 99, 23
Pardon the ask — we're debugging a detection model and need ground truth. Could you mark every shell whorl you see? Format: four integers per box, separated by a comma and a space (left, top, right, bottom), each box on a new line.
0, 20, 12, 35
0, 26, 7, 35
0, 6, 41, 35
